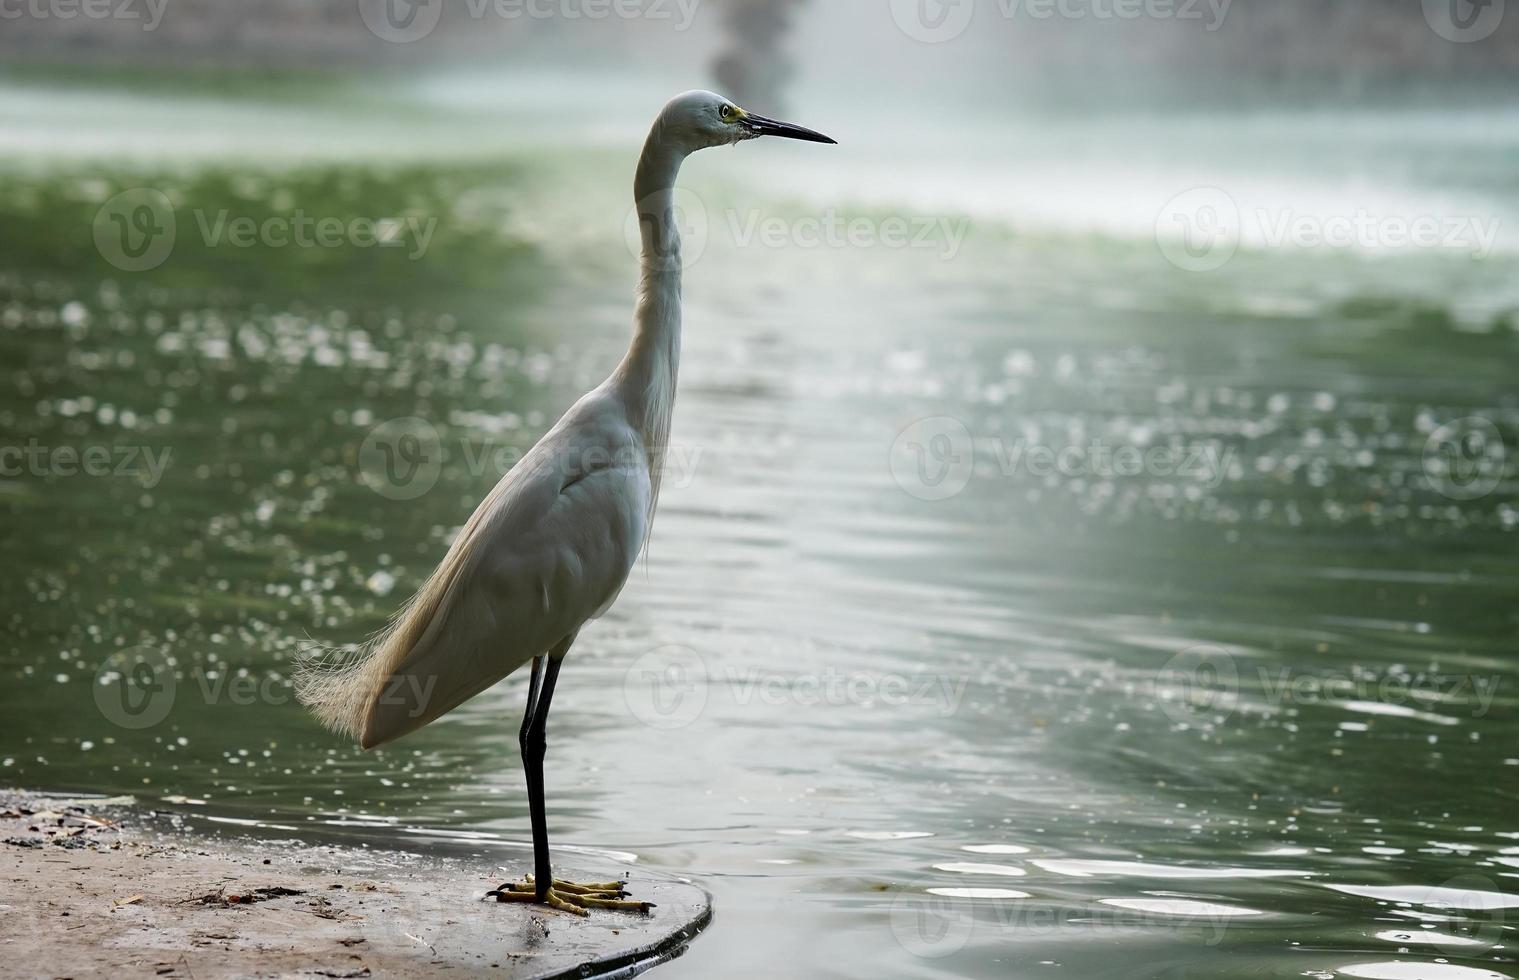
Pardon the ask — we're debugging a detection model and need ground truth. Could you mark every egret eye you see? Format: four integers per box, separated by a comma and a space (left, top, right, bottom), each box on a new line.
720, 105, 736, 121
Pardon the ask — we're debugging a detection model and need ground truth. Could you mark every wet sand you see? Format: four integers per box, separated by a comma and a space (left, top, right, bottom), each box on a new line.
0, 790, 710, 979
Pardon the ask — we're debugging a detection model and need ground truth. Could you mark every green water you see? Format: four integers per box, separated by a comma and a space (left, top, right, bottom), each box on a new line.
1, 72, 1517, 979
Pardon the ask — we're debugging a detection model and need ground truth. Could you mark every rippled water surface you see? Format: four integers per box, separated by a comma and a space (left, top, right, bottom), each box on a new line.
1, 72, 1517, 979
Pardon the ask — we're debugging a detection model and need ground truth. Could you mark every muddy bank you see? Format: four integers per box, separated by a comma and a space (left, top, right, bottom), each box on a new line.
0, 790, 710, 979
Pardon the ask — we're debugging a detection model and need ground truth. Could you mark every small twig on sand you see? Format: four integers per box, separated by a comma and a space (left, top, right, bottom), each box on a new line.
401, 931, 437, 957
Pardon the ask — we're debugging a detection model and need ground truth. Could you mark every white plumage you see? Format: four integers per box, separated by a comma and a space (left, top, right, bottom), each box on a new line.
296, 390, 653, 747
295, 89, 834, 758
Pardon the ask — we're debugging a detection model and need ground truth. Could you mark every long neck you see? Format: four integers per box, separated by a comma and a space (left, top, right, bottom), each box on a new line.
617, 128, 686, 457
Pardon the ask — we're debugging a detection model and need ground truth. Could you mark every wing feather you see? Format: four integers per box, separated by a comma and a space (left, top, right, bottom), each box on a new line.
295, 393, 650, 748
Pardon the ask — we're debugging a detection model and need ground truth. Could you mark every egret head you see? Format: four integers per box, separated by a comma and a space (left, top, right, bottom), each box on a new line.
655, 90, 836, 154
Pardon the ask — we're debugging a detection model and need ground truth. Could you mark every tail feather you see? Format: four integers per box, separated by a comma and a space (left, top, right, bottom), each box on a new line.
296, 446, 582, 747
292, 597, 423, 744
294, 508, 490, 746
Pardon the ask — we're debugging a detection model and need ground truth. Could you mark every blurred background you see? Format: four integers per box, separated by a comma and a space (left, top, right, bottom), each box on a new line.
2, 2, 1517, 978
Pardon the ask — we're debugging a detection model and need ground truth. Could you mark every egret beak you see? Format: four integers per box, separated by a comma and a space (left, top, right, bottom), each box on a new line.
741, 112, 837, 144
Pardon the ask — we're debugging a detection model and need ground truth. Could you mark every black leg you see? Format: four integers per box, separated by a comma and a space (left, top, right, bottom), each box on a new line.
518, 655, 546, 896
494, 644, 649, 916
520, 655, 545, 744
520, 652, 563, 901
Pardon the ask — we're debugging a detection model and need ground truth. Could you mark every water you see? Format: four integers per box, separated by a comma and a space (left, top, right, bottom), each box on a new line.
1, 69, 1517, 979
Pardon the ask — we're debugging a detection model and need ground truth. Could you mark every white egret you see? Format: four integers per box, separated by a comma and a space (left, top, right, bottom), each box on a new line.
296, 90, 834, 915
